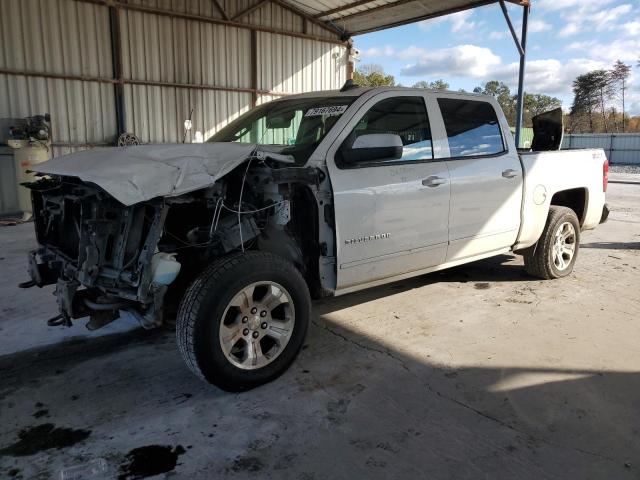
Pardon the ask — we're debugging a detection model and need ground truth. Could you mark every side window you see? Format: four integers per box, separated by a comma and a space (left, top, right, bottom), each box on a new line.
438, 98, 505, 158
345, 96, 433, 163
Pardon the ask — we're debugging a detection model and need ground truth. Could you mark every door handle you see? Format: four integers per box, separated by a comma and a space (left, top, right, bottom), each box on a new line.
422, 176, 447, 187
502, 169, 519, 179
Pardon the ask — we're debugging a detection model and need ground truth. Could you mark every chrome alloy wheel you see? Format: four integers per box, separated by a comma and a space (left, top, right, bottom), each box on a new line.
552, 221, 576, 271
219, 281, 295, 370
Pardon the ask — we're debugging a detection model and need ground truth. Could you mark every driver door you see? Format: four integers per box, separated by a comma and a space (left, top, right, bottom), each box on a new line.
326, 92, 451, 290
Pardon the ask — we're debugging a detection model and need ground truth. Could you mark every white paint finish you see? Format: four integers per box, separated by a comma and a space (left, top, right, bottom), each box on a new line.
313, 87, 607, 291
323, 90, 450, 289
334, 247, 510, 296
351, 133, 401, 149
444, 154, 523, 260
515, 149, 608, 250
33, 142, 257, 206
426, 93, 524, 261
333, 161, 451, 289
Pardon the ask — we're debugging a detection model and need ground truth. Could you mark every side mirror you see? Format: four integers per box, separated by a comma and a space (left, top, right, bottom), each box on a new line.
341, 133, 403, 164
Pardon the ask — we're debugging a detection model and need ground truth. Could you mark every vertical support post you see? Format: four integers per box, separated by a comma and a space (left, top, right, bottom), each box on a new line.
109, 6, 126, 136
346, 38, 354, 81
514, 4, 529, 149
622, 78, 626, 132
250, 29, 258, 108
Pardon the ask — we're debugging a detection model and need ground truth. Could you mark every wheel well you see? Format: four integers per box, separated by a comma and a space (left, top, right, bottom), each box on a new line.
550, 188, 587, 225
289, 185, 322, 298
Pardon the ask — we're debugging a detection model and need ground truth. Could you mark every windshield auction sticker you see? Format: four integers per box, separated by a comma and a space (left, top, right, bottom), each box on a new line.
305, 105, 348, 117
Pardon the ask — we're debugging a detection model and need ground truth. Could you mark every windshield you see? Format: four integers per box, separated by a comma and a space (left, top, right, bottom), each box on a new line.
209, 96, 355, 163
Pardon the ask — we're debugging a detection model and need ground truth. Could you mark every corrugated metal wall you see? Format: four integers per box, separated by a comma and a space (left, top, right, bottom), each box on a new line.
0, 0, 116, 158
1, 0, 348, 148
119, 8, 254, 143
258, 33, 347, 94
562, 134, 640, 165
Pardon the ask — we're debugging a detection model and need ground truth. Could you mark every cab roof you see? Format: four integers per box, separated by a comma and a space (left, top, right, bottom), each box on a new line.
276, 85, 488, 101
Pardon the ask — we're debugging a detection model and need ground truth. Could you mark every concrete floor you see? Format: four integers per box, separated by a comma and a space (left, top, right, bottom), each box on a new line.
1, 180, 639, 480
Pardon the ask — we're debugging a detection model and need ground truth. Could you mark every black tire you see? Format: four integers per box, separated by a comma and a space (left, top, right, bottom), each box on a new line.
176, 251, 310, 391
523, 206, 580, 279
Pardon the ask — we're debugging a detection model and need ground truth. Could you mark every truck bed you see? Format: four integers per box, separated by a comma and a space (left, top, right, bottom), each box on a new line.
515, 148, 607, 250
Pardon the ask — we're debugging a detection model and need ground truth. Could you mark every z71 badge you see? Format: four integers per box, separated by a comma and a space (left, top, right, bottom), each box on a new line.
344, 233, 391, 245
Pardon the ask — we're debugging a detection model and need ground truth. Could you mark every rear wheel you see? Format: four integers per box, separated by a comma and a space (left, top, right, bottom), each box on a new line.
176, 252, 310, 391
524, 206, 580, 279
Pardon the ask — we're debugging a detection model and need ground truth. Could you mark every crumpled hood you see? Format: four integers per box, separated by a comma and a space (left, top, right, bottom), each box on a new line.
34, 143, 257, 206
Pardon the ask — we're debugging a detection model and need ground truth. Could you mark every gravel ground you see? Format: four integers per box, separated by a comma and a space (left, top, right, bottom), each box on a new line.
610, 164, 640, 174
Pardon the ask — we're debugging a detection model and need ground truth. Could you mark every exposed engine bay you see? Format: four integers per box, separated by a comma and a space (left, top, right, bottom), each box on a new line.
25, 152, 328, 330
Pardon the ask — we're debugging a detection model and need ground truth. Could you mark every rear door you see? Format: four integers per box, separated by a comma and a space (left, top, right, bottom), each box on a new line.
435, 96, 523, 261
326, 91, 451, 290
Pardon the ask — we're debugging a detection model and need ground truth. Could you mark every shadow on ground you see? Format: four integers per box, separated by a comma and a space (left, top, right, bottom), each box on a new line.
1, 255, 638, 480
582, 241, 640, 251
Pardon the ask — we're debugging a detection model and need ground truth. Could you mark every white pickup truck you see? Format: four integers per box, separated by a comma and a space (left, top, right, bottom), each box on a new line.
25, 84, 609, 391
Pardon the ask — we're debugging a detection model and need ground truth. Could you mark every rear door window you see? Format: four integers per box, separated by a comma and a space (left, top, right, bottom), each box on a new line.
438, 98, 505, 158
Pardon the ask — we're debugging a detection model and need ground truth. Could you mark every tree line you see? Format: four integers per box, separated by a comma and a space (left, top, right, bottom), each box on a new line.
354, 61, 640, 132
569, 60, 638, 133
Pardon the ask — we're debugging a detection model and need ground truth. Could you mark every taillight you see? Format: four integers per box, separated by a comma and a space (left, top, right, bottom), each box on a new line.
603, 159, 609, 192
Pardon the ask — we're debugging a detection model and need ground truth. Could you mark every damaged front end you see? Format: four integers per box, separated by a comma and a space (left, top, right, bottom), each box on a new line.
27, 178, 170, 329
24, 148, 325, 332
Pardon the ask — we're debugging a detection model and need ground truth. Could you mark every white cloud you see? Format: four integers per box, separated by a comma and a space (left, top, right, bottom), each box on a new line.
558, 3, 634, 37
362, 46, 396, 57
588, 4, 634, 26
362, 45, 426, 60
397, 46, 428, 60
418, 10, 477, 33
558, 23, 580, 38
494, 58, 609, 95
400, 45, 501, 78
394, 43, 611, 98
623, 20, 640, 35
536, 0, 614, 11
528, 19, 552, 33
489, 18, 549, 41
565, 40, 596, 51
626, 88, 640, 117
567, 38, 640, 64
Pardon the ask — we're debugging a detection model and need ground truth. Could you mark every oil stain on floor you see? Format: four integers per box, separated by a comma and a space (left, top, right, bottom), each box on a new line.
118, 445, 185, 479
0, 423, 91, 457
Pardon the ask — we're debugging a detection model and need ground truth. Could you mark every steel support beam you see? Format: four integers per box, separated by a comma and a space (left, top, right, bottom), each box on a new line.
72, 0, 346, 46
109, 6, 126, 136
498, 0, 524, 56
499, 0, 528, 148
0, 68, 288, 97
251, 30, 258, 107
514, 4, 529, 149
232, 0, 270, 21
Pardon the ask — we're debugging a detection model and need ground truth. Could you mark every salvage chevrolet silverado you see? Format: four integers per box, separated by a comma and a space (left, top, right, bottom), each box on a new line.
24, 85, 609, 391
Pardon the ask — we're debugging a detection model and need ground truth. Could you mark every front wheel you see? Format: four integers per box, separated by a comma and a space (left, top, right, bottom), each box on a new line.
176, 252, 310, 391
523, 206, 580, 279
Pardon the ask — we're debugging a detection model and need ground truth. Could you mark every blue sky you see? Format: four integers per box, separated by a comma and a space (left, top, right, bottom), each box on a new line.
353, 0, 640, 114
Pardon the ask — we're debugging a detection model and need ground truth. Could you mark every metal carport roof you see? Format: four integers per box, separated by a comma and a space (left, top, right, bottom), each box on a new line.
287, 0, 532, 147
288, 0, 530, 36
